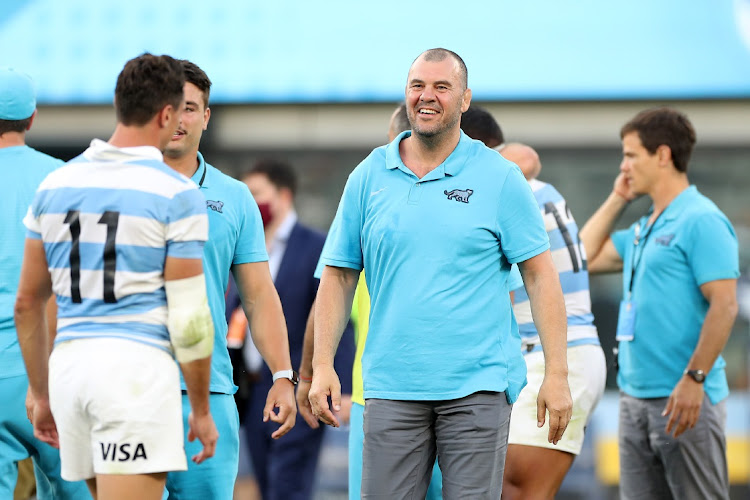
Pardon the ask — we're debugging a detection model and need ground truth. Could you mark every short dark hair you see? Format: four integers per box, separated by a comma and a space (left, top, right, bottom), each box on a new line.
416, 48, 468, 90
0, 116, 32, 135
115, 53, 185, 126
244, 159, 298, 197
620, 107, 696, 173
180, 60, 212, 108
460, 105, 504, 149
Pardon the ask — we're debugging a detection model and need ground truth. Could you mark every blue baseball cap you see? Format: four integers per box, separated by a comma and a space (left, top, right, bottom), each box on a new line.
0, 68, 36, 120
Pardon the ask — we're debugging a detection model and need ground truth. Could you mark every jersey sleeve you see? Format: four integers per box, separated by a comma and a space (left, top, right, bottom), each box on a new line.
165, 187, 208, 259
496, 166, 550, 263
686, 212, 740, 285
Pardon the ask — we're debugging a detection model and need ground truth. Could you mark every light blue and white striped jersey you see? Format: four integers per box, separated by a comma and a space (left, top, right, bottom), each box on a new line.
23, 139, 208, 354
512, 179, 599, 349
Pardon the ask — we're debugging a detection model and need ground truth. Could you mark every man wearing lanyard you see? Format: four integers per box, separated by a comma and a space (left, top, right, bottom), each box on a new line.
162, 59, 296, 499
580, 107, 739, 500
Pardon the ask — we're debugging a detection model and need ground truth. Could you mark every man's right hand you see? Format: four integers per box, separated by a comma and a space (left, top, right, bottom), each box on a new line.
296, 379, 320, 429
31, 397, 59, 449
25, 386, 34, 422
613, 172, 638, 202
187, 411, 219, 464
308, 365, 342, 428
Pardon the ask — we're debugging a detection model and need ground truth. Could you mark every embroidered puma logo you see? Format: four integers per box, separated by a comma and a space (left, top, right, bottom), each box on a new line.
655, 234, 675, 246
206, 200, 224, 213
444, 189, 473, 203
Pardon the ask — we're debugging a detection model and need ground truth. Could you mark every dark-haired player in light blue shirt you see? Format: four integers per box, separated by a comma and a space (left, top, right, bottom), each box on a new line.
581, 107, 738, 500
162, 60, 296, 500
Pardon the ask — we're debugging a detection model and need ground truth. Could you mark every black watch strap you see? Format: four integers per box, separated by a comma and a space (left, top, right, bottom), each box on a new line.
684, 369, 706, 383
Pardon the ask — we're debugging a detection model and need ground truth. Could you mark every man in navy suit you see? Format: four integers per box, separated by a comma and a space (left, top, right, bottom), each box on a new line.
239, 159, 355, 500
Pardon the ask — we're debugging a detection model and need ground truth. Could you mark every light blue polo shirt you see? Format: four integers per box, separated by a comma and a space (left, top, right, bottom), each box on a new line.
0, 146, 62, 379
611, 186, 739, 404
185, 152, 268, 394
321, 131, 549, 402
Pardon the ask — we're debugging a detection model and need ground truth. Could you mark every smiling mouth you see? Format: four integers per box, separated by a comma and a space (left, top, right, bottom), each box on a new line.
418, 109, 439, 115
172, 131, 186, 139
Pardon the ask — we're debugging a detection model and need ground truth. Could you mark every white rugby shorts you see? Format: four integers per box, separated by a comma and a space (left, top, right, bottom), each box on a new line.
49, 338, 187, 481
508, 344, 606, 455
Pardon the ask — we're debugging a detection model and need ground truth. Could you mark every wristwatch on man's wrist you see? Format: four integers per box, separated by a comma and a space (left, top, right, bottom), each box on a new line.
272, 369, 299, 386
684, 369, 706, 383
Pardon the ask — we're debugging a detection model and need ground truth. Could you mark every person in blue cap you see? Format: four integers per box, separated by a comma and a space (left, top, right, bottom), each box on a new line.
0, 68, 91, 499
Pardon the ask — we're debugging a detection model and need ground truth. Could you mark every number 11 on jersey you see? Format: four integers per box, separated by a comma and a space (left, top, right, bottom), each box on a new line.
64, 210, 120, 303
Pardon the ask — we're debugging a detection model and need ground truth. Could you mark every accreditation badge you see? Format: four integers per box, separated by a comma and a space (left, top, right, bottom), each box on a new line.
616, 299, 637, 341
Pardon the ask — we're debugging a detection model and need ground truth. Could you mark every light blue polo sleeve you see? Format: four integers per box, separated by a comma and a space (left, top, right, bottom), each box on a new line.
313, 233, 332, 279
313, 256, 324, 280
320, 169, 364, 271
233, 184, 268, 265
686, 213, 740, 285
508, 264, 524, 291
496, 166, 549, 263
611, 228, 632, 259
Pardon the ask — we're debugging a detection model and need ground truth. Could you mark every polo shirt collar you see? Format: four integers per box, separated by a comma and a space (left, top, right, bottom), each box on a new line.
385, 130, 471, 180
190, 151, 210, 188
646, 185, 696, 222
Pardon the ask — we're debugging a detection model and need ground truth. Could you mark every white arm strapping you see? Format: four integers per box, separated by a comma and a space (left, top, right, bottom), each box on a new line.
165, 273, 214, 363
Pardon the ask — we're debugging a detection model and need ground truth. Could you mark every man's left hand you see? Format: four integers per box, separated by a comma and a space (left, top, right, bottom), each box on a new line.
663, 377, 704, 438
264, 379, 298, 439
